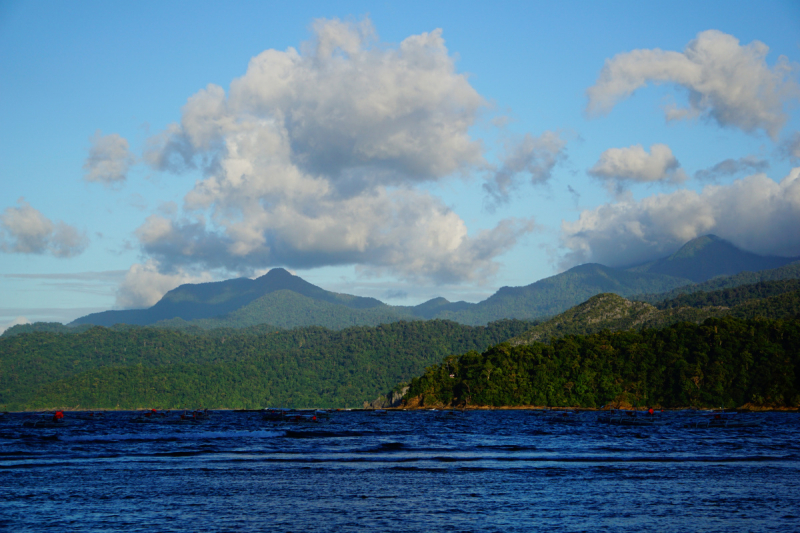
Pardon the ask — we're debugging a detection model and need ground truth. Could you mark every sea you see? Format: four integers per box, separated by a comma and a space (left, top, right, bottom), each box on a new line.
1, 409, 798, 532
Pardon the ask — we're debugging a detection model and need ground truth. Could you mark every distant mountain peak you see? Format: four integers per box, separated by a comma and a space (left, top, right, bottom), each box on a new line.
259, 267, 293, 279
668, 234, 727, 260
628, 234, 798, 283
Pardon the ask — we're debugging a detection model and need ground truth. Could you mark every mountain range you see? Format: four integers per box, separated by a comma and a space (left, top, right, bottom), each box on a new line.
70, 235, 800, 330
6, 258, 800, 410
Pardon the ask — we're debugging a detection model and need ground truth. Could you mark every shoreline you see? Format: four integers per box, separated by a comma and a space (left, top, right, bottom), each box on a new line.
4, 405, 799, 414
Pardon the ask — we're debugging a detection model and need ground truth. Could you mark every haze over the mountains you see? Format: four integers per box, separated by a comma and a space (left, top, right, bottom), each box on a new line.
70, 235, 800, 330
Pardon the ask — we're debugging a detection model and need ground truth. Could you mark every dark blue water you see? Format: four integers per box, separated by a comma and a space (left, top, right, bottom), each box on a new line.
1, 410, 798, 532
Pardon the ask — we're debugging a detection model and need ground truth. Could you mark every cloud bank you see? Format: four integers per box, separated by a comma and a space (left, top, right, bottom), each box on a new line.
0, 198, 88, 257
115, 260, 214, 309
561, 168, 800, 268
587, 30, 799, 139
137, 18, 535, 287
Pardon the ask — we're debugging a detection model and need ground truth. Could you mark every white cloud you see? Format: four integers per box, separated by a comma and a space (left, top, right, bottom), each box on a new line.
0, 316, 31, 335
694, 155, 769, 182
587, 30, 799, 139
561, 168, 800, 268
0, 198, 88, 257
137, 18, 535, 284
115, 260, 214, 309
84, 132, 135, 185
483, 131, 568, 207
588, 143, 687, 188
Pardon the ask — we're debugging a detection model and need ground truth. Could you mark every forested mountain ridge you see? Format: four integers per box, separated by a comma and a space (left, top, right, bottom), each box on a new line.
155, 290, 418, 331
507, 294, 727, 346
401, 279, 800, 410
70, 268, 390, 328
0, 319, 535, 410
432, 263, 692, 326
509, 280, 800, 346
5, 278, 800, 411
65, 235, 800, 330
633, 261, 800, 304
403, 316, 800, 409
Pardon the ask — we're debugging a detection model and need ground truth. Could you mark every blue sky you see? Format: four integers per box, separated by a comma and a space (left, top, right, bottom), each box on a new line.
2, 1, 799, 331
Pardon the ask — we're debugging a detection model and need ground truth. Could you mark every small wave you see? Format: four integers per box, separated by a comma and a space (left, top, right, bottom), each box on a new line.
60, 430, 286, 443
283, 430, 366, 439
362, 442, 406, 453
476, 444, 538, 452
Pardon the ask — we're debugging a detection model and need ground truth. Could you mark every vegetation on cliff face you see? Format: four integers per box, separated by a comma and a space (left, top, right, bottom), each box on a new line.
507, 294, 727, 346
0, 319, 534, 410
405, 316, 800, 409
509, 279, 800, 347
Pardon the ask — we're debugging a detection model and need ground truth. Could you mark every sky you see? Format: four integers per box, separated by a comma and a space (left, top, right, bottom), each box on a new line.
2, 0, 800, 332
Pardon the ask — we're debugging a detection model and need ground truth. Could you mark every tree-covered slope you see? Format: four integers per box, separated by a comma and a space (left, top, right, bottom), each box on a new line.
655, 279, 800, 310
509, 280, 800, 347
634, 261, 800, 304
508, 293, 727, 346
404, 316, 800, 409
0, 319, 534, 410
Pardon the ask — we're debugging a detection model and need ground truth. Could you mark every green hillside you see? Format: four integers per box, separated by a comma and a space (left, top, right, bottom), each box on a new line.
655, 279, 800, 310
509, 280, 800, 346
508, 293, 727, 346
0, 319, 534, 410
634, 261, 800, 304
404, 316, 800, 409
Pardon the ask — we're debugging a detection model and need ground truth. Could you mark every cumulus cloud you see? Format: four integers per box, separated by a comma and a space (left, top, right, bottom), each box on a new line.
0, 198, 88, 257
84, 132, 135, 185
561, 168, 800, 268
588, 143, 687, 191
587, 30, 799, 139
138, 18, 535, 284
115, 260, 214, 309
483, 131, 567, 207
694, 155, 769, 182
